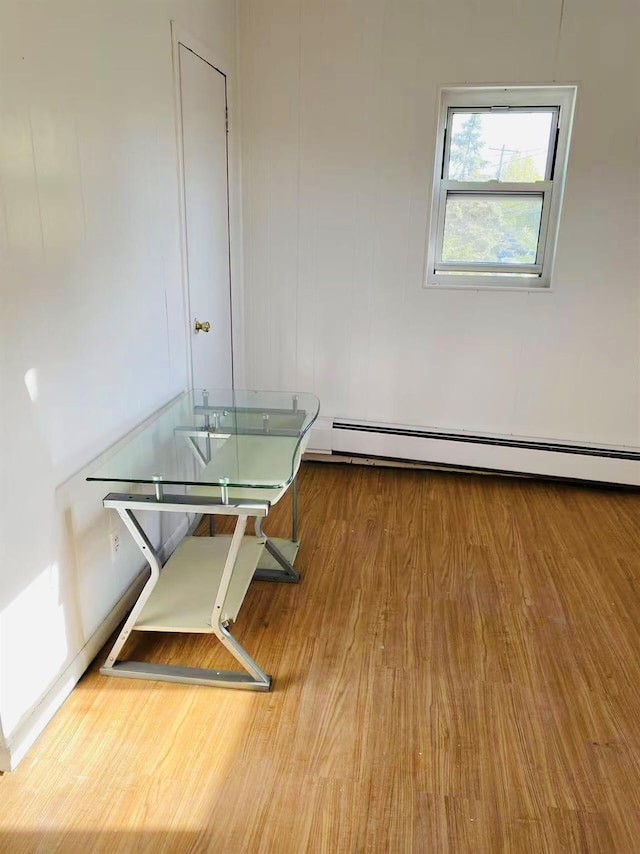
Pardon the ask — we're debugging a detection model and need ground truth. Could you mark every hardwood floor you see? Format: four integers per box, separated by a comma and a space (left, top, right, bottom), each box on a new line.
2, 462, 640, 852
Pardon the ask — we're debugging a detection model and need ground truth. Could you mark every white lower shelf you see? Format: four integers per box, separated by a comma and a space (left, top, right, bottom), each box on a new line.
135, 536, 265, 633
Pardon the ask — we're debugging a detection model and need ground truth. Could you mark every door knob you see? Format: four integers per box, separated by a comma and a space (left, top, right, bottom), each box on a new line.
194, 319, 211, 334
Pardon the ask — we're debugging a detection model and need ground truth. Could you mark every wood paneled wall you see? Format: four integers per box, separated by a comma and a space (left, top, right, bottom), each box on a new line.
239, 0, 640, 447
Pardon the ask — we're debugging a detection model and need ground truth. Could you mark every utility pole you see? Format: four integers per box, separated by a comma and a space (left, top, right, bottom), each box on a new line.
497, 145, 505, 180
489, 146, 520, 180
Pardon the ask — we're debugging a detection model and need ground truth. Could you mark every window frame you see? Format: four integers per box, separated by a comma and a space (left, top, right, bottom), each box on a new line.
424, 86, 577, 291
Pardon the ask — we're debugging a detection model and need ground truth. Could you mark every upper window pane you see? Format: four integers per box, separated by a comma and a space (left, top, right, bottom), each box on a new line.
446, 110, 555, 182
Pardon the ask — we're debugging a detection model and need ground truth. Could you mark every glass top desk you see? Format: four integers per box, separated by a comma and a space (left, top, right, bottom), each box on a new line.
88, 389, 320, 691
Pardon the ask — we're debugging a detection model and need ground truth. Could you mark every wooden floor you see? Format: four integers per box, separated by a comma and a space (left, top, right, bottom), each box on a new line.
2, 463, 640, 852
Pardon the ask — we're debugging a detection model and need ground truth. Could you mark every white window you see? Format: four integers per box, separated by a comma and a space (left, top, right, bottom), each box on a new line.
425, 86, 576, 290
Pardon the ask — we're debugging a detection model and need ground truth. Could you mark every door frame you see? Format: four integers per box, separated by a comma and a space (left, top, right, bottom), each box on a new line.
170, 21, 244, 390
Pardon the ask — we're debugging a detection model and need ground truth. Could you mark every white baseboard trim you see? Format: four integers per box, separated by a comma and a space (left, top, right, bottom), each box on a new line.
316, 418, 640, 486
1, 567, 148, 772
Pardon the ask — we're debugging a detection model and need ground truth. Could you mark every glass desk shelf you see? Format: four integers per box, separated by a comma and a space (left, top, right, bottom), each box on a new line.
88, 388, 320, 691
89, 388, 320, 490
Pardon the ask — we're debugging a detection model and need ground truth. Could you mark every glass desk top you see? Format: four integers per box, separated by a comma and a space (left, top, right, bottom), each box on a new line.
87, 389, 320, 491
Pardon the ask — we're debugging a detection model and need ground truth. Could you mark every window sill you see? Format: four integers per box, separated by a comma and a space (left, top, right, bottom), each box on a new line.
423, 281, 554, 293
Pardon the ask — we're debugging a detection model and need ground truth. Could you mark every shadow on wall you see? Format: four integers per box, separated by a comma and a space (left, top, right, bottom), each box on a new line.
0, 367, 165, 759
0, 367, 77, 742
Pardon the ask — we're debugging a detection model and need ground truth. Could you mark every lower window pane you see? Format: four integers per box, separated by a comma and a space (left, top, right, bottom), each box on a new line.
442, 193, 543, 265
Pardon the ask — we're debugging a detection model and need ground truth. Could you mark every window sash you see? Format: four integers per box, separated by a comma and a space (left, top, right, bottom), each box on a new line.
443, 107, 560, 183
434, 181, 553, 276
425, 86, 577, 290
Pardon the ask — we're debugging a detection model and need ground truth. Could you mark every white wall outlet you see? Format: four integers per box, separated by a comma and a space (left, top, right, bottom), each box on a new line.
110, 532, 121, 563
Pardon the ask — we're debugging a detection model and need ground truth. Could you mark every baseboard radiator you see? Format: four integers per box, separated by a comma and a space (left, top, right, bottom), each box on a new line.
307, 418, 640, 487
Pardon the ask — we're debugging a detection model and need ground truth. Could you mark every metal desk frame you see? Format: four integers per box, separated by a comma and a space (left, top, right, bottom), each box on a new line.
98, 392, 309, 692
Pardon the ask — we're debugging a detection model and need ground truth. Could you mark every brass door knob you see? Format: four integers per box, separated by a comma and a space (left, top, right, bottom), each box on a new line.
194, 319, 211, 334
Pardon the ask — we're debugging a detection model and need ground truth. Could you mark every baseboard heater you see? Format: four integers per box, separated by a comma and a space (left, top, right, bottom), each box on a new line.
315, 419, 640, 487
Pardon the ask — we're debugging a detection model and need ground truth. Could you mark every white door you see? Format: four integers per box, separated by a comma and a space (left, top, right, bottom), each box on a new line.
179, 43, 233, 389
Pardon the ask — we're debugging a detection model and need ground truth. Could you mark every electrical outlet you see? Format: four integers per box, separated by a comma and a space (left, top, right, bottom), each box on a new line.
110, 532, 121, 563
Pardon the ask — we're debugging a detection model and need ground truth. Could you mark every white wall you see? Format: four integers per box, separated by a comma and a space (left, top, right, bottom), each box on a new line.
0, 0, 239, 769
239, 0, 640, 448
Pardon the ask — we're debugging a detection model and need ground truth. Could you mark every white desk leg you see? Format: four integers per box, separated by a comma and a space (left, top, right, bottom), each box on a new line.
101, 508, 162, 671
210, 515, 271, 686
100, 503, 271, 691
